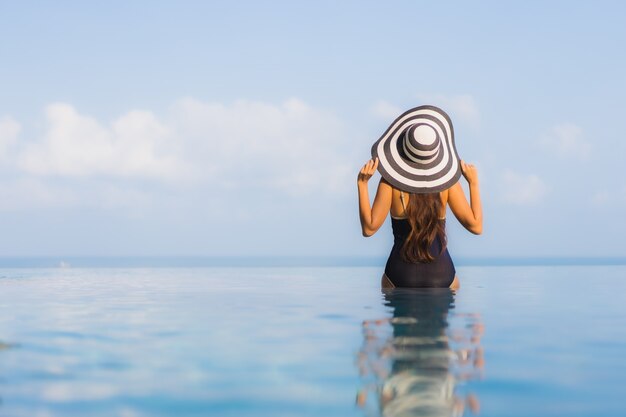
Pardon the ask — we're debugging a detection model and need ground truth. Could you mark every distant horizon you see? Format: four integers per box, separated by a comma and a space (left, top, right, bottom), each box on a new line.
1, 255, 626, 268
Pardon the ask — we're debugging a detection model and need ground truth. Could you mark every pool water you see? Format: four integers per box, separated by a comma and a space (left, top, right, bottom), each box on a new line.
0, 265, 625, 416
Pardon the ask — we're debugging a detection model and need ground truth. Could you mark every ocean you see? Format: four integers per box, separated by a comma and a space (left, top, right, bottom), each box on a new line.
1, 262, 625, 416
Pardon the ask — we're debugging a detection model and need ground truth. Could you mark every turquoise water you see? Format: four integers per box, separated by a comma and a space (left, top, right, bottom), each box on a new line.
0, 265, 625, 416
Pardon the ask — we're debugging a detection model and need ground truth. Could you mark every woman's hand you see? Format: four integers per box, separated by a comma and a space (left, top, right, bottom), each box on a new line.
461, 160, 479, 186
358, 157, 379, 184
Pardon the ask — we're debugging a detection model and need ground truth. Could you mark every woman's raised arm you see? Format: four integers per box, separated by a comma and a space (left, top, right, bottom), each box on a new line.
357, 158, 392, 237
448, 161, 483, 235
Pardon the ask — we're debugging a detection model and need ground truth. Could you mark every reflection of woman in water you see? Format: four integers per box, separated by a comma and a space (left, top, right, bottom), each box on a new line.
357, 288, 483, 417
357, 106, 482, 289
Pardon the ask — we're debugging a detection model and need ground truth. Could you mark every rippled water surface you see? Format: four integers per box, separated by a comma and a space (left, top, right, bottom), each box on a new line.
1, 265, 625, 416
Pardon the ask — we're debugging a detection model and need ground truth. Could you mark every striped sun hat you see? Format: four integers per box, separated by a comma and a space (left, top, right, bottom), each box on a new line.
371, 105, 461, 194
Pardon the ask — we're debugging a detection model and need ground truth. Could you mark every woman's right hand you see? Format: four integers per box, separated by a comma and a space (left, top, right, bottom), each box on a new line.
357, 157, 379, 184
461, 160, 479, 185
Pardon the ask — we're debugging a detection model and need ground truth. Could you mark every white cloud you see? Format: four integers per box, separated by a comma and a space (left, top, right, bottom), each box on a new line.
591, 190, 610, 207
0, 115, 21, 160
18, 103, 188, 181
501, 170, 548, 205
169, 97, 353, 193
416, 93, 480, 128
590, 187, 626, 208
0, 178, 154, 212
0, 98, 356, 211
371, 100, 402, 120
0, 178, 77, 210
539, 123, 590, 159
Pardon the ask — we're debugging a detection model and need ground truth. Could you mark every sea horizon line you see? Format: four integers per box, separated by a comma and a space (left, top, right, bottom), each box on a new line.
1, 256, 626, 268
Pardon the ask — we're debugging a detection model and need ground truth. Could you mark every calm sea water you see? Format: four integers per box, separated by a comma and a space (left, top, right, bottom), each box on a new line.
0, 265, 625, 417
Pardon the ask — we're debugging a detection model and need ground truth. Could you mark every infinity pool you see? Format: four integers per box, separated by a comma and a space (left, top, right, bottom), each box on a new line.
0, 265, 625, 416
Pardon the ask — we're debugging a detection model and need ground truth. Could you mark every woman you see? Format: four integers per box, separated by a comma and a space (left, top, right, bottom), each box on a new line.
357, 105, 482, 289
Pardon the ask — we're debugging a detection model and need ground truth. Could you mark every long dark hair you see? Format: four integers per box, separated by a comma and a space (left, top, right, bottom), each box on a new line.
402, 192, 447, 263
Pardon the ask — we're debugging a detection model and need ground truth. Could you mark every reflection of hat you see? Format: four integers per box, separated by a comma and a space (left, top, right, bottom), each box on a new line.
371, 105, 461, 194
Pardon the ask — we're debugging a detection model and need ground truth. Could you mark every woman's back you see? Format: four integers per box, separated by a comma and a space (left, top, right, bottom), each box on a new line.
385, 189, 456, 288
390, 188, 448, 220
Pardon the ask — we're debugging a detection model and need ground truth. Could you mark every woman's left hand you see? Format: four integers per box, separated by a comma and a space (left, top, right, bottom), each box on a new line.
460, 160, 479, 186
357, 157, 379, 184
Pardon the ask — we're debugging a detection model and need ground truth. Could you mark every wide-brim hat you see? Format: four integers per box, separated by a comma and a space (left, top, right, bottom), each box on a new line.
371, 105, 461, 194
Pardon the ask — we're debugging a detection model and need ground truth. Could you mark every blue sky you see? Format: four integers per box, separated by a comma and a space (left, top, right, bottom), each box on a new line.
1, 1, 625, 258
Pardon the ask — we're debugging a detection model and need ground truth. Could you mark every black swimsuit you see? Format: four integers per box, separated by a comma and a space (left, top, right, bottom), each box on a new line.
384, 192, 456, 288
